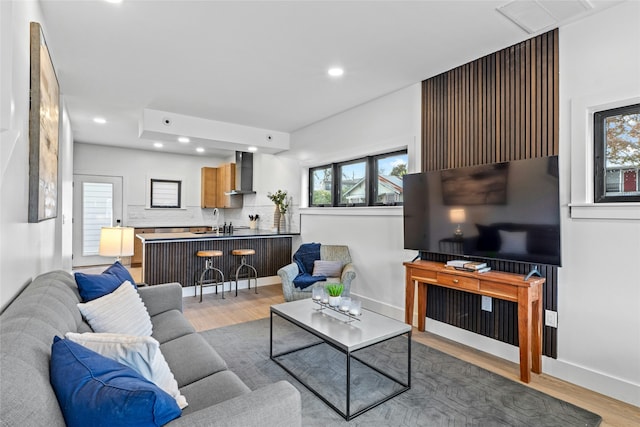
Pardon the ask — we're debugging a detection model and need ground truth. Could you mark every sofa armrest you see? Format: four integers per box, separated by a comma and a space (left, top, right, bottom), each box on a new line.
168, 381, 301, 427
277, 263, 299, 302
138, 282, 183, 316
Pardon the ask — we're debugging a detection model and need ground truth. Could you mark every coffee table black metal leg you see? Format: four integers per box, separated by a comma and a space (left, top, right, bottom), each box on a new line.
346, 351, 351, 420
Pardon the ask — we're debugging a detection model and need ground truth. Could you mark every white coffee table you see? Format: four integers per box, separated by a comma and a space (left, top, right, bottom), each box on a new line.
270, 299, 411, 420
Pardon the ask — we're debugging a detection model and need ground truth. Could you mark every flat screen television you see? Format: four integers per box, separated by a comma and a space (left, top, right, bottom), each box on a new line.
403, 156, 561, 266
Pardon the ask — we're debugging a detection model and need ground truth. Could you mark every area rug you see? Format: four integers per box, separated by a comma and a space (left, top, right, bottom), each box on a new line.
200, 317, 601, 426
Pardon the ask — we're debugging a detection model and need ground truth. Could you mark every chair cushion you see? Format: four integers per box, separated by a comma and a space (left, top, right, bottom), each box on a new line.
312, 260, 343, 277
50, 337, 181, 427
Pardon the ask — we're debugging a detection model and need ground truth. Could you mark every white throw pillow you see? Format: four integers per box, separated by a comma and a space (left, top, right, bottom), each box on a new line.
77, 281, 153, 337
499, 230, 528, 254
65, 332, 187, 409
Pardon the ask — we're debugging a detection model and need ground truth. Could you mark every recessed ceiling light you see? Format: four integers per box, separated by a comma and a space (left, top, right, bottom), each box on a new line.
93, 117, 107, 124
196, 147, 205, 153
105, 0, 123, 4
153, 142, 163, 148
247, 146, 258, 152
328, 67, 344, 77
178, 137, 190, 143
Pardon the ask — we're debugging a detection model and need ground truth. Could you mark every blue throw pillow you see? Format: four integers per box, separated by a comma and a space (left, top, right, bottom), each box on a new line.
75, 261, 136, 302
50, 336, 181, 427
104, 261, 137, 286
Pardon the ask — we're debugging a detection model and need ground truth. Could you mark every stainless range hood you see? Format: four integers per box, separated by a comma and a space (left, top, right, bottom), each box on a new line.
226, 151, 256, 195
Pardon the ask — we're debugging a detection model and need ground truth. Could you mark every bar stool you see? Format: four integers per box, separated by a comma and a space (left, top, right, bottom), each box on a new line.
230, 248, 258, 296
195, 250, 225, 302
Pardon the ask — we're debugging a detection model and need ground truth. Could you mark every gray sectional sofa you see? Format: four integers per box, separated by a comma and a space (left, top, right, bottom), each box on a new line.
0, 270, 301, 426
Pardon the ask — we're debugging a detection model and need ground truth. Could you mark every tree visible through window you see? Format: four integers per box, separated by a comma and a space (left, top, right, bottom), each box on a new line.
309, 149, 408, 207
594, 104, 640, 202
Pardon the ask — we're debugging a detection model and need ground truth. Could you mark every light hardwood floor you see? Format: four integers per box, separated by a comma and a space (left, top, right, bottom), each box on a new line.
79, 266, 640, 426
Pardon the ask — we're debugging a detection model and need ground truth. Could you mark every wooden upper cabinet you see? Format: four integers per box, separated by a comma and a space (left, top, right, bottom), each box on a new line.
201, 164, 242, 209
201, 167, 218, 208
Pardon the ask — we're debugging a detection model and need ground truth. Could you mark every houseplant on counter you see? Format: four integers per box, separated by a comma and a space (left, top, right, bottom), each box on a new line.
268, 189, 289, 230
325, 283, 344, 307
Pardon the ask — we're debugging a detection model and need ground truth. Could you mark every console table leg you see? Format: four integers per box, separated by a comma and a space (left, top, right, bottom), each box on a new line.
531, 284, 543, 374
518, 288, 533, 383
405, 277, 415, 326
417, 283, 427, 332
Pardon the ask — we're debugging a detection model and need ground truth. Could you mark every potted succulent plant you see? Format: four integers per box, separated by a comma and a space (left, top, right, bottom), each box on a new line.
325, 283, 344, 307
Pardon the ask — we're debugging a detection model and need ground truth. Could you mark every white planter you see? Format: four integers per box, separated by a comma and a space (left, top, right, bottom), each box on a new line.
328, 296, 341, 307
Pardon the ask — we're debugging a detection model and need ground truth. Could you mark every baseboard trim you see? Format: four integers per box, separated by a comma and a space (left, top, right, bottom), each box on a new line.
181, 276, 280, 298
358, 295, 639, 407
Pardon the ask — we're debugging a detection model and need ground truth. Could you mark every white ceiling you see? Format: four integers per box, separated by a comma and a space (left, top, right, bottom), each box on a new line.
39, 0, 620, 157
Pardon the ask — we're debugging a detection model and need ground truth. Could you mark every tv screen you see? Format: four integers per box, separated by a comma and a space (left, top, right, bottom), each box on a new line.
403, 156, 561, 266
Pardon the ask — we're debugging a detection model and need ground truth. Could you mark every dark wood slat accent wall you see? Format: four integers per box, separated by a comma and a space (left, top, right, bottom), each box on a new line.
420, 30, 559, 358
422, 29, 558, 170
143, 237, 292, 288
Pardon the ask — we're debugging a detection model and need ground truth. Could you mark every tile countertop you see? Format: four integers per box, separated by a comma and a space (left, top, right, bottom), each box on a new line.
137, 229, 300, 242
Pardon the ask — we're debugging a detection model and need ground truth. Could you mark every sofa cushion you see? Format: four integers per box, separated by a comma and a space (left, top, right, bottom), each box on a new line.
151, 310, 196, 344
50, 337, 181, 427
74, 261, 136, 302
77, 281, 153, 336
65, 332, 187, 409
179, 370, 251, 415
160, 333, 227, 387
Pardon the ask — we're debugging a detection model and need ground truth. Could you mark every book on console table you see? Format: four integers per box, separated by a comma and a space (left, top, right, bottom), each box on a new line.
446, 260, 487, 270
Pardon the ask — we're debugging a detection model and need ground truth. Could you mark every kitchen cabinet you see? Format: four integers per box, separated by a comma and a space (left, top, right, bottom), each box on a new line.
132, 228, 154, 266
201, 164, 242, 208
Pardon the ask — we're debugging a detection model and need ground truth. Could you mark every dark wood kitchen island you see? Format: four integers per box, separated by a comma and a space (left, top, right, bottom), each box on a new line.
138, 229, 298, 287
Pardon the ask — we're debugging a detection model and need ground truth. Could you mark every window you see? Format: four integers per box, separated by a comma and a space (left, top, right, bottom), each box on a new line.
310, 166, 333, 206
338, 160, 367, 206
150, 179, 182, 208
309, 150, 408, 207
594, 103, 640, 203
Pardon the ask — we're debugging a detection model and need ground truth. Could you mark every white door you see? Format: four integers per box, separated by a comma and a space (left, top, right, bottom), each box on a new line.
73, 175, 124, 267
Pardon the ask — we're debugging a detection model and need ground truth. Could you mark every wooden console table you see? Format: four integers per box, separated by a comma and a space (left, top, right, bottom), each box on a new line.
404, 260, 545, 383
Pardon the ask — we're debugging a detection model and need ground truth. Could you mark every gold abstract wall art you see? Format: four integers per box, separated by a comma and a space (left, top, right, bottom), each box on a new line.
28, 21, 59, 222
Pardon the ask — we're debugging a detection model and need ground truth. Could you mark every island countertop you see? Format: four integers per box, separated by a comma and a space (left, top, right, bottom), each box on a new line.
137, 228, 300, 243
138, 229, 297, 286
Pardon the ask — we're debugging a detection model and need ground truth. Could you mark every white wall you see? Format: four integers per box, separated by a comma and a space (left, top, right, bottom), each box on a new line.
286, 4, 640, 405
73, 143, 303, 232
0, 0, 74, 310
288, 84, 421, 315
552, 0, 640, 405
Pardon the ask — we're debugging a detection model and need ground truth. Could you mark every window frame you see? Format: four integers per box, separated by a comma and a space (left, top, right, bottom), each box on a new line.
593, 103, 640, 203
150, 179, 182, 208
308, 149, 408, 208
308, 165, 334, 207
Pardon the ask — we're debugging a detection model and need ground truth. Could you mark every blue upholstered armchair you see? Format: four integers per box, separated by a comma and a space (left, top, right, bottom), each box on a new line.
277, 245, 356, 302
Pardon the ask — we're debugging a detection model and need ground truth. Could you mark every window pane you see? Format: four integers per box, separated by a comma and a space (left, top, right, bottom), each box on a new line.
596, 105, 640, 201
151, 180, 181, 208
375, 152, 408, 204
82, 182, 113, 256
339, 161, 366, 204
310, 166, 332, 205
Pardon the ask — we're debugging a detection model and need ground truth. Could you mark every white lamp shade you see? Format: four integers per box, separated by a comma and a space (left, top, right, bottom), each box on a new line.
449, 208, 466, 224
99, 227, 135, 257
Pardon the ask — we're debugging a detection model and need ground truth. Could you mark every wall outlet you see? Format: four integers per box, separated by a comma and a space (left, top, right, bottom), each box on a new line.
545, 310, 558, 328
481, 296, 492, 312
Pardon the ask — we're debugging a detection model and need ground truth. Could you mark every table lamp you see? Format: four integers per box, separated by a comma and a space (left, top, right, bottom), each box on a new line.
449, 208, 466, 239
99, 226, 135, 262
